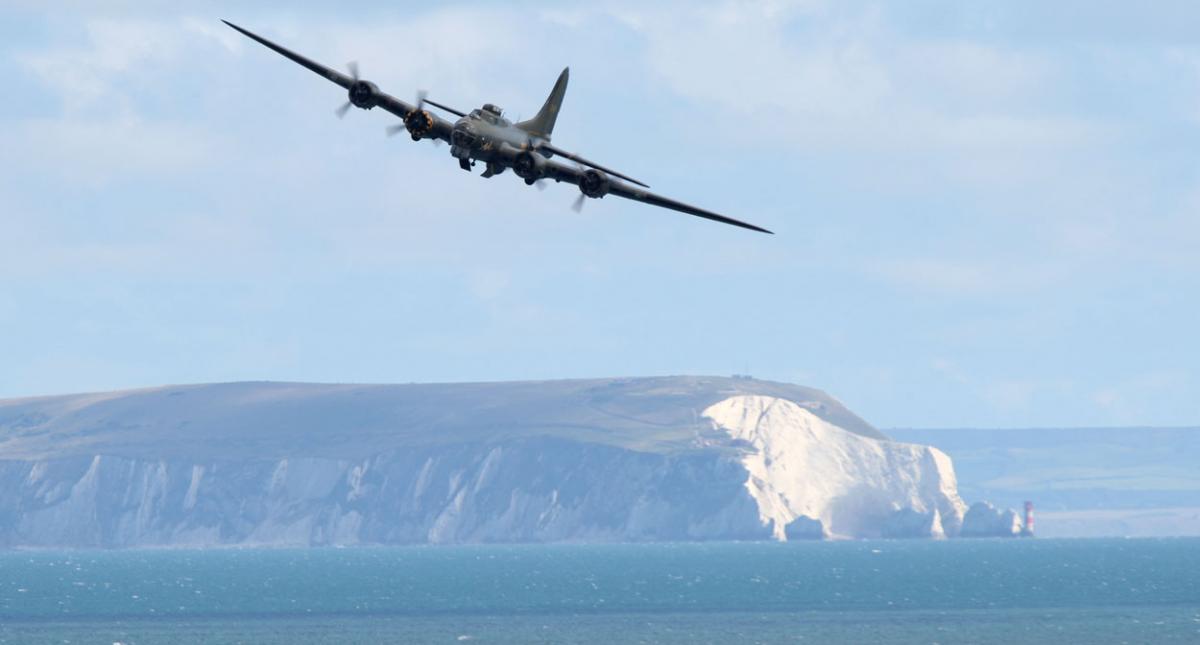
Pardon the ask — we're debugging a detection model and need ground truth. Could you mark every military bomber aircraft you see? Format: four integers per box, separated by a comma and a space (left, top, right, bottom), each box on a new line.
223, 21, 772, 234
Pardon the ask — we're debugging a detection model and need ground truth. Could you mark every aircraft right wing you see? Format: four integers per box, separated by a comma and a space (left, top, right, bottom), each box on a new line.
222, 20, 455, 143
540, 159, 773, 234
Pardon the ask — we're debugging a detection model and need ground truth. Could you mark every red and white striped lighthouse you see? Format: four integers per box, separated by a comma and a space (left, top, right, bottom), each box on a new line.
1022, 501, 1035, 537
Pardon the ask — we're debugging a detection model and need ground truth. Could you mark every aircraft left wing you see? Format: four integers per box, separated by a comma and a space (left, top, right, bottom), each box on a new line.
540, 159, 773, 234
222, 21, 455, 143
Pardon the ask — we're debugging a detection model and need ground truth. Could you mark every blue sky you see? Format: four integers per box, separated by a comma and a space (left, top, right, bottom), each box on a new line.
1, 1, 1197, 429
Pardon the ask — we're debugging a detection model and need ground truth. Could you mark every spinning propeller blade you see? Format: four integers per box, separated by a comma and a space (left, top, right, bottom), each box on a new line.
337, 62, 360, 119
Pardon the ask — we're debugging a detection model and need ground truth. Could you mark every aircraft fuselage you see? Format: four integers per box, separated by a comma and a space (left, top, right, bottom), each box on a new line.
448, 105, 548, 175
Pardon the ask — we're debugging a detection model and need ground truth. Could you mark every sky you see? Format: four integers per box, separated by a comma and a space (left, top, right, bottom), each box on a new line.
1, 1, 1198, 429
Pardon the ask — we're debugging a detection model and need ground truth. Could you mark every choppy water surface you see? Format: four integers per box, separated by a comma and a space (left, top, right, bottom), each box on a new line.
1, 539, 1197, 644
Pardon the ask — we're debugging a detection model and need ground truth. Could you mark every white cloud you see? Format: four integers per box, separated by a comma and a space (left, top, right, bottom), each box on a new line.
611, 1, 1096, 162
21, 18, 187, 116
869, 257, 1073, 297
930, 357, 968, 384
1089, 370, 1193, 424
4, 2, 1198, 425
7, 117, 216, 185
982, 379, 1038, 412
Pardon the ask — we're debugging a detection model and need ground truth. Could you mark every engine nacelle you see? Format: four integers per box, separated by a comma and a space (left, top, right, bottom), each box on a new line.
579, 169, 610, 198
348, 80, 380, 109
512, 150, 547, 179
404, 109, 434, 139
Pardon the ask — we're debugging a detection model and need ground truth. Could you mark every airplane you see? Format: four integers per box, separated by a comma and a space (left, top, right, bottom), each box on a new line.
222, 21, 772, 235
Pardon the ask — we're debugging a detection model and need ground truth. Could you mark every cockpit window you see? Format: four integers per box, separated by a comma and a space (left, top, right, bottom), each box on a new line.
470, 106, 506, 125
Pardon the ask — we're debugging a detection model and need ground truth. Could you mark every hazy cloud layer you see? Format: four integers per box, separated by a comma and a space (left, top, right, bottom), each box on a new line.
1, 1, 1197, 428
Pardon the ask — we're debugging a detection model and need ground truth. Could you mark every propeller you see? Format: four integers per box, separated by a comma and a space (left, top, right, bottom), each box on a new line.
335, 61, 360, 118
385, 90, 428, 132
385, 123, 443, 146
569, 161, 590, 211
413, 91, 442, 146
385, 90, 443, 145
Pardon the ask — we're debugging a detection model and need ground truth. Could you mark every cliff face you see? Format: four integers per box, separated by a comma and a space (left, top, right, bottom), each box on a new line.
0, 379, 965, 547
0, 442, 767, 548
705, 396, 965, 540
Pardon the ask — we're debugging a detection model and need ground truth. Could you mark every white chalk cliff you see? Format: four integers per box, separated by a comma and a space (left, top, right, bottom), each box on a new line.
0, 378, 966, 547
705, 396, 965, 539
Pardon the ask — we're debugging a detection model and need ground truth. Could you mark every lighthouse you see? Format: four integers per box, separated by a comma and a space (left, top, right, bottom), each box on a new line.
1020, 501, 1035, 537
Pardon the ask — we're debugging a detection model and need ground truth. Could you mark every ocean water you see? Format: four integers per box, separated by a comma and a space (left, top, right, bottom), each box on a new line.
1, 539, 1197, 644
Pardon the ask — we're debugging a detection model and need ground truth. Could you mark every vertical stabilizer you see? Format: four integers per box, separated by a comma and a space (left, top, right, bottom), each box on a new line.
517, 67, 569, 139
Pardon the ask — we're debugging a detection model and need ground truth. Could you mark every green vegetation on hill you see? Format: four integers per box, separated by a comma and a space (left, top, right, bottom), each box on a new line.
0, 377, 882, 460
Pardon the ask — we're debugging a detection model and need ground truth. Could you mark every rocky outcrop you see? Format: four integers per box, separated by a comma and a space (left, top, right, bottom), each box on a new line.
783, 515, 827, 540
881, 508, 945, 539
960, 501, 1024, 537
0, 380, 969, 547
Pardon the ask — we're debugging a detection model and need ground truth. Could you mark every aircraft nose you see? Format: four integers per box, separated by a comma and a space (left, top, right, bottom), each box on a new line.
452, 122, 477, 148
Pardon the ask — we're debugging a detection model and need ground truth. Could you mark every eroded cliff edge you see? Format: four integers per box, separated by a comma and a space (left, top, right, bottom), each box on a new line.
706, 396, 965, 539
0, 378, 964, 547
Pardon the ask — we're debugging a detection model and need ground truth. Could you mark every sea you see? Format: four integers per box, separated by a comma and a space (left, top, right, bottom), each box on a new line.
1, 538, 1197, 644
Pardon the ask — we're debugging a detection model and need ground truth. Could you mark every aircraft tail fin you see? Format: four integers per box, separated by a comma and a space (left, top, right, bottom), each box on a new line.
517, 67, 568, 139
